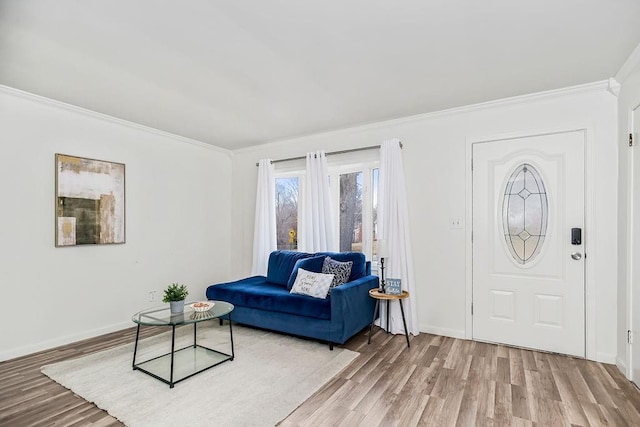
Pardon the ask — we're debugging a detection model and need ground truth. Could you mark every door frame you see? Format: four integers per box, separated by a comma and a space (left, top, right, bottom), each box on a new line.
465, 125, 596, 359
628, 103, 640, 382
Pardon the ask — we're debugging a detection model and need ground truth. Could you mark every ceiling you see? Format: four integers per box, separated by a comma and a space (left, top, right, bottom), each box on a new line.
2, 1, 640, 150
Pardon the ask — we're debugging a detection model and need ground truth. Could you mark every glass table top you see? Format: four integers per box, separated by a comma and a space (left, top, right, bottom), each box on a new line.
132, 300, 234, 326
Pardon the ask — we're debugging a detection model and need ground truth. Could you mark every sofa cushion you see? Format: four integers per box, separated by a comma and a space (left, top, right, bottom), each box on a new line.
315, 252, 366, 282
287, 255, 326, 290
206, 275, 267, 300
290, 268, 334, 299
266, 250, 313, 287
322, 256, 353, 290
206, 276, 331, 320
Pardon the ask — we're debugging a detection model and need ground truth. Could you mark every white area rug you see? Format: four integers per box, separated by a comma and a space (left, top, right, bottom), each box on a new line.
41, 323, 358, 427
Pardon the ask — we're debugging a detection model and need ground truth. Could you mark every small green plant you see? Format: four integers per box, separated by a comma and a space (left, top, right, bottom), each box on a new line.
162, 283, 189, 303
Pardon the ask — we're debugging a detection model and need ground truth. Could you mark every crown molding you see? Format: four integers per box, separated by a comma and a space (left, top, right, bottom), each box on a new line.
608, 78, 621, 97
0, 85, 232, 156
235, 80, 611, 154
615, 41, 640, 84
2, 80, 611, 158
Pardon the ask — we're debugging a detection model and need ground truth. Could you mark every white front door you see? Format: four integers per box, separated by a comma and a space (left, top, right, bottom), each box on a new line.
472, 131, 586, 357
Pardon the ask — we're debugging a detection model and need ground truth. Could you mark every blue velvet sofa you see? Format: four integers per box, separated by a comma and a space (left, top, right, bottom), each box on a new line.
205, 250, 379, 349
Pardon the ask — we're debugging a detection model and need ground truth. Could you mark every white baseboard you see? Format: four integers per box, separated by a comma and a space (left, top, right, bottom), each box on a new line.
418, 325, 620, 366
419, 324, 466, 339
596, 352, 618, 365
0, 321, 132, 362
617, 356, 629, 378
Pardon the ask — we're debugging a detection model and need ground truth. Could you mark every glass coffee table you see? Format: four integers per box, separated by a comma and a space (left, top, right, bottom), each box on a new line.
131, 300, 234, 388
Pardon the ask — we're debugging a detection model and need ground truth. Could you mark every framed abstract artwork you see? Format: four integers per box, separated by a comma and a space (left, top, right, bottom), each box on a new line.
55, 154, 125, 247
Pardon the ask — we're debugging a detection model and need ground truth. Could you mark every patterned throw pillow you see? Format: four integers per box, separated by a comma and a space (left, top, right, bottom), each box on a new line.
322, 256, 353, 291
289, 268, 334, 299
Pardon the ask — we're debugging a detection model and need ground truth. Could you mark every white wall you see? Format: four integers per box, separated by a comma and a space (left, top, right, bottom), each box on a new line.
231, 83, 618, 362
617, 54, 640, 376
1, 80, 619, 363
0, 87, 233, 361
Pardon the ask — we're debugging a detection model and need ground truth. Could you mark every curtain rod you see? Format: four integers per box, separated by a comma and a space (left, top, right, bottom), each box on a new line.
255, 142, 402, 166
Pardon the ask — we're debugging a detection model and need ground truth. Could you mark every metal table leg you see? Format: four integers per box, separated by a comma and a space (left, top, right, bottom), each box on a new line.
193, 322, 197, 347
399, 299, 410, 348
368, 299, 380, 344
386, 300, 390, 333
228, 314, 235, 360
169, 325, 176, 388
132, 324, 141, 369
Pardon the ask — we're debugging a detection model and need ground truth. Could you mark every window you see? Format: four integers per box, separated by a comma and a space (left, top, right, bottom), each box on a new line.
275, 176, 299, 250
329, 162, 379, 263
274, 159, 379, 263
502, 163, 548, 265
339, 171, 363, 251
372, 168, 379, 260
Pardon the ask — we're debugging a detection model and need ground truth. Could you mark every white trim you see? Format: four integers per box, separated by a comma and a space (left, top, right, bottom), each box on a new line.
234, 81, 611, 155
608, 78, 621, 97
583, 125, 597, 361
626, 106, 634, 380
627, 104, 640, 380
0, 321, 132, 362
618, 356, 629, 377
596, 353, 618, 365
420, 324, 466, 340
615, 42, 640, 84
465, 137, 474, 340
466, 125, 594, 359
0, 85, 233, 155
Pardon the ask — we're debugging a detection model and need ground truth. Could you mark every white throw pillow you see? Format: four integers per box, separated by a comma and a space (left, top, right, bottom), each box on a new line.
289, 268, 334, 299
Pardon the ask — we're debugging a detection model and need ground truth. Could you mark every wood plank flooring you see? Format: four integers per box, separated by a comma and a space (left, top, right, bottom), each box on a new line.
282, 330, 640, 426
0, 326, 163, 427
2, 325, 640, 426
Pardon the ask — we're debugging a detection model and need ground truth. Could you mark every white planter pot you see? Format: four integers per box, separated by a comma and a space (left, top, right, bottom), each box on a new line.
169, 300, 185, 314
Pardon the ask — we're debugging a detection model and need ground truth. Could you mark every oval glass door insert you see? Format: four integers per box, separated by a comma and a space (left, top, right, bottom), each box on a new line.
502, 163, 548, 265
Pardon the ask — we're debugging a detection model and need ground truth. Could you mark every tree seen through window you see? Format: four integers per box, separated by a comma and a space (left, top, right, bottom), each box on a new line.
275, 177, 298, 250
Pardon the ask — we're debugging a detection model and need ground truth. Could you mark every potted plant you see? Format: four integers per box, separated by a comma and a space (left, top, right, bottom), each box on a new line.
163, 283, 189, 314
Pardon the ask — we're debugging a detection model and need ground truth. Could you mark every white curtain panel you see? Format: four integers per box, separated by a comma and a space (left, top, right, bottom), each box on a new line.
378, 139, 420, 336
299, 151, 336, 252
251, 159, 277, 276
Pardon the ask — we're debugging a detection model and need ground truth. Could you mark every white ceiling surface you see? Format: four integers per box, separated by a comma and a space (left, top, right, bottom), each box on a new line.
2, 1, 640, 150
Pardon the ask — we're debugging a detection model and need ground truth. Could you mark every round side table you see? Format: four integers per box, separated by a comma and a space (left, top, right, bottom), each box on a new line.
367, 289, 410, 348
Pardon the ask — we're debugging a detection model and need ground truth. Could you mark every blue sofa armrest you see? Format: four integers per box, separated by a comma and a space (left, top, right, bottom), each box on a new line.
329, 275, 379, 343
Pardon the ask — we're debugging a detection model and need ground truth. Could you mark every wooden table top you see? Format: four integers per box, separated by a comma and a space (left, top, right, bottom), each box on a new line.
369, 289, 409, 300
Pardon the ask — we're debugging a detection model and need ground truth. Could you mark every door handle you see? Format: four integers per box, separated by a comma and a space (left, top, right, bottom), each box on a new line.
571, 252, 582, 260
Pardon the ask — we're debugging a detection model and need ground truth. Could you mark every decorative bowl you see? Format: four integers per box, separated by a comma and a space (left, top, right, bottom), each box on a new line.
190, 301, 214, 312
